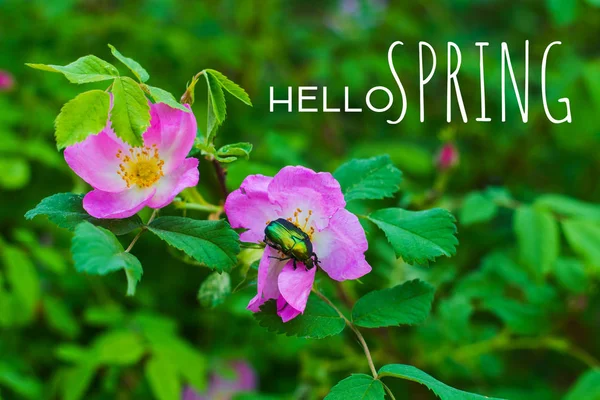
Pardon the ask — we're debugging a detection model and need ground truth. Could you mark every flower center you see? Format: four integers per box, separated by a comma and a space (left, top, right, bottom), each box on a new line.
287, 208, 315, 238
116, 145, 165, 188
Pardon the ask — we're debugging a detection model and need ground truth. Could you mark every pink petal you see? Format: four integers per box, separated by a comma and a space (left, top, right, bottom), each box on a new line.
267, 166, 345, 231
277, 263, 316, 313
142, 103, 197, 174
277, 296, 302, 322
146, 158, 199, 209
225, 175, 281, 243
64, 126, 129, 193
83, 186, 155, 219
247, 247, 290, 312
312, 208, 371, 281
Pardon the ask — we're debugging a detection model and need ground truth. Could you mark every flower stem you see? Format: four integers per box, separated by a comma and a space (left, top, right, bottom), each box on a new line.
125, 209, 159, 253
311, 288, 378, 379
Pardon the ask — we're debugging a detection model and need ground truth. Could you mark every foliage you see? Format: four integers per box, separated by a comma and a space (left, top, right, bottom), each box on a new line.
1, 1, 599, 400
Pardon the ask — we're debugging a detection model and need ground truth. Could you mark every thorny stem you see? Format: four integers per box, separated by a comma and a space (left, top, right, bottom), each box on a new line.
125, 209, 159, 253
213, 159, 229, 199
312, 289, 378, 379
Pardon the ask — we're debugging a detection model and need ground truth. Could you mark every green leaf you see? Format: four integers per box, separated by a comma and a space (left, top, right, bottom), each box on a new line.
333, 155, 403, 202
149, 336, 206, 393
554, 258, 588, 293
216, 142, 253, 163
92, 330, 146, 365
2, 246, 40, 323
26, 55, 119, 84
61, 363, 97, 400
460, 192, 498, 225
71, 222, 143, 296
43, 296, 80, 339
0, 156, 30, 190
148, 217, 240, 272
324, 374, 385, 400
198, 271, 231, 308
204, 71, 226, 142
352, 280, 434, 328
514, 206, 559, 279
25, 193, 143, 235
145, 356, 181, 400
562, 219, 600, 268
205, 69, 252, 106
0, 362, 43, 400
535, 194, 600, 222
368, 208, 458, 265
546, 0, 578, 27
254, 294, 346, 339
378, 364, 501, 400
564, 369, 600, 400
54, 90, 110, 149
481, 297, 549, 335
108, 44, 149, 82
146, 85, 190, 112
111, 76, 151, 146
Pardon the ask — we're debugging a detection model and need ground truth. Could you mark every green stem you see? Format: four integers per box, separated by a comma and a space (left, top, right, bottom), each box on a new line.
448, 333, 600, 369
125, 209, 159, 253
172, 201, 222, 214
383, 383, 397, 400
312, 289, 378, 379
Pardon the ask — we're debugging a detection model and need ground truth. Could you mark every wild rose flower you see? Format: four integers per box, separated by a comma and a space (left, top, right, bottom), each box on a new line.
64, 102, 199, 218
225, 166, 372, 322
182, 360, 257, 400
435, 142, 459, 171
0, 70, 14, 91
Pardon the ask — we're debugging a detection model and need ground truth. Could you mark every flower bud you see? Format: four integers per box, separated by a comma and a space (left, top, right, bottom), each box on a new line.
0, 70, 15, 92
435, 142, 459, 171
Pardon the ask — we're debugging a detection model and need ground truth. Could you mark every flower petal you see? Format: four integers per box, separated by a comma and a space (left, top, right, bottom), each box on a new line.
83, 186, 155, 219
312, 208, 371, 281
277, 263, 316, 313
267, 166, 345, 231
142, 102, 197, 174
247, 247, 290, 312
146, 158, 199, 209
277, 296, 302, 322
64, 126, 129, 193
225, 175, 281, 243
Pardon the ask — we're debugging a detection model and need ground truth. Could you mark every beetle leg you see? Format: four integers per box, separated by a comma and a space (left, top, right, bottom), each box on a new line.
312, 252, 321, 268
268, 256, 291, 262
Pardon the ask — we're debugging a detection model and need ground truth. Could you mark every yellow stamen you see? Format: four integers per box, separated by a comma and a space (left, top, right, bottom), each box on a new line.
116, 146, 164, 188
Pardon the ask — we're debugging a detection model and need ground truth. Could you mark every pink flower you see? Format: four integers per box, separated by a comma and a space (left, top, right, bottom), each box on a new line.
64, 102, 199, 219
182, 360, 257, 400
0, 70, 15, 91
224, 166, 372, 322
435, 142, 459, 171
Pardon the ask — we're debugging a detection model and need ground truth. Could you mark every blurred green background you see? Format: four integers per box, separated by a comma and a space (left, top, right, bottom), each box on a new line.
1, 0, 600, 399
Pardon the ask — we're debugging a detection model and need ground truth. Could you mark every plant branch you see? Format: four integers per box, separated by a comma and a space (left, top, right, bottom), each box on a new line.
125, 209, 159, 253
383, 383, 397, 400
312, 288, 378, 379
172, 201, 222, 214
213, 159, 229, 199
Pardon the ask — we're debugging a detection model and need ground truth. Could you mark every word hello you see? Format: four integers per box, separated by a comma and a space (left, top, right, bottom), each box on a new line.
270, 41, 572, 124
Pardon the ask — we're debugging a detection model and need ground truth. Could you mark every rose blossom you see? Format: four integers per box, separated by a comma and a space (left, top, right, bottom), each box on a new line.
225, 166, 372, 322
64, 102, 199, 219
182, 360, 257, 400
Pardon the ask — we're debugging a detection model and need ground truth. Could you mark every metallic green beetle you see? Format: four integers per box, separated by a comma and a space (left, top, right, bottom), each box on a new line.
263, 218, 320, 269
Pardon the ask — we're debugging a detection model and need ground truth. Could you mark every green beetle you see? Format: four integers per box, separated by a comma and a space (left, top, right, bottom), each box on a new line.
264, 218, 320, 269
